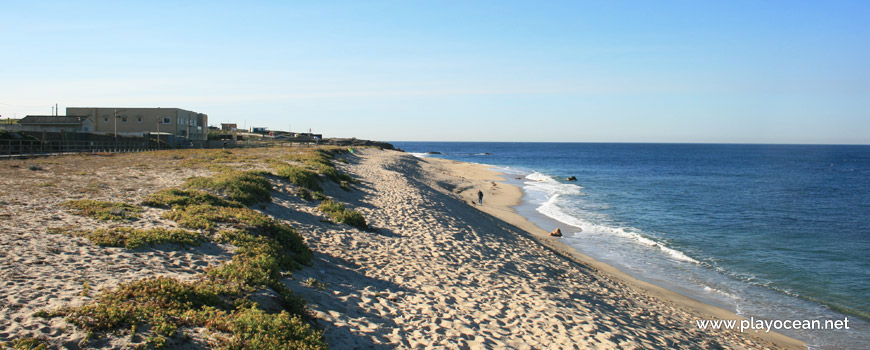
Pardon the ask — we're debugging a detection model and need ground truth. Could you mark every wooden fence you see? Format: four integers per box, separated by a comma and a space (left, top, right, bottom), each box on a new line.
1, 139, 318, 157
0, 140, 156, 157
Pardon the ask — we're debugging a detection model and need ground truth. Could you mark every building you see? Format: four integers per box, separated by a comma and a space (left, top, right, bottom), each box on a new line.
221, 123, 237, 131
297, 132, 323, 140
66, 107, 208, 141
10, 115, 92, 133
250, 127, 268, 134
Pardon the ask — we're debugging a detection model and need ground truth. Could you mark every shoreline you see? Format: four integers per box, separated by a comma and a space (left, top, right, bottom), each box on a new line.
417, 155, 806, 349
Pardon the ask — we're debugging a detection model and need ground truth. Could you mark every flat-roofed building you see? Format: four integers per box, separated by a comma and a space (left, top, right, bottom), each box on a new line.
66, 107, 208, 141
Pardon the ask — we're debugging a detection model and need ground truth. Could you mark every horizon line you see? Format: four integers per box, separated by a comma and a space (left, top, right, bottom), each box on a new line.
387, 140, 870, 146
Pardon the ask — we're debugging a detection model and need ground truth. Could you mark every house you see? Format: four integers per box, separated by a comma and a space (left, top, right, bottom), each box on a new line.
250, 127, 268, 134
221, 123, 237, 131
297, 132, 323, 140
66, 107, 208, 141
12, 115, 93, 133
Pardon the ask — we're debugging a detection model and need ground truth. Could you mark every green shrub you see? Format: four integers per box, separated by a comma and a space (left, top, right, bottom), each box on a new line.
316, 199, 345, 214
317, 200, 367, 230
271, 163, 322, 192
303, 278, 329, 291
1, 338, 48, 350
209, 231, 292, 285
143, 188, 242, 208
284, 149, 355, 186
209, 306, 326, 350
63, 200, 142, 221
176, 149, 244, 170
265, 222, 313, 266
54, 276, 247, 348
163, 204, 272, 231
185, 171, 272, 206
340, 180, 352, 192
333, 210, 367, 230
53, 227, 203, 249
208, 228, 309, 315
296, 188, 314, 201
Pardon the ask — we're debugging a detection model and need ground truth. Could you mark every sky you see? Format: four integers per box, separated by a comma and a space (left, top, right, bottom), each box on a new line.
1, 0, 868, 143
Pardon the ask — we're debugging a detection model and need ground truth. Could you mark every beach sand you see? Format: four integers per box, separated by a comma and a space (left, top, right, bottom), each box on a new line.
0, 148, 805, 349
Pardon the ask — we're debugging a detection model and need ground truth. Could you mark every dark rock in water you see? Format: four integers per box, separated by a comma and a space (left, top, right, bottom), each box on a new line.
515, 177, 523, 180
566, 176, 577, 181
550, 228, 563, 237
427, 151, 442, 155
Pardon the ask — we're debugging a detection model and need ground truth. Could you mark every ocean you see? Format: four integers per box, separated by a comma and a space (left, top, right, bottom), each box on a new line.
391, 142, 869, 349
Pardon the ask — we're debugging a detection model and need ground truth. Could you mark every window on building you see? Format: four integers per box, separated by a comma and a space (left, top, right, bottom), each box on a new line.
121, 116, 127, 122
162, 117, 172, 124
103, 117, 109, 122
137, 116, 143, 123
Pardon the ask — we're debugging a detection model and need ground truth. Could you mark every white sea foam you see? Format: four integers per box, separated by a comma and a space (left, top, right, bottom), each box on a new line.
524, 172, 700, 264
703, 286, 739, 300
524, 172, 584, 196
409, 152, 430, 158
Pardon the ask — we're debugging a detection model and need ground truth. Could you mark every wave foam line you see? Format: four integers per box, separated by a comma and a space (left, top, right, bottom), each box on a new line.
526, 173, 699, 265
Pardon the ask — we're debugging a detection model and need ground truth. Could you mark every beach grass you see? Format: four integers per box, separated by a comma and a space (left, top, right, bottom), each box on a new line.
52, 227, 204, 249
317, 199, 367, 230
271, 162, 323, 192
0, 338, 48, 350
63, 200, 143, 221
46, 276, 247, 349
163, 204, 273, 231
210, 305, 326, 350
143, 188, 244, 208
285, 149, 356, 186
184, 170, 272, 206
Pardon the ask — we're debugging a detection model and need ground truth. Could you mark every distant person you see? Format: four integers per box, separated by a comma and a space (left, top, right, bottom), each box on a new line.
222, 140, 228, 149
477, 190, 484, 205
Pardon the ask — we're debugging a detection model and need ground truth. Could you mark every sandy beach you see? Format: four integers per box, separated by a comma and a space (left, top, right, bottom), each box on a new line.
0, 147, 804, 349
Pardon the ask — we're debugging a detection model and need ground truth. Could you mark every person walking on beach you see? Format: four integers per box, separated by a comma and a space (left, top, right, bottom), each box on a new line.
477, 189, 484, 205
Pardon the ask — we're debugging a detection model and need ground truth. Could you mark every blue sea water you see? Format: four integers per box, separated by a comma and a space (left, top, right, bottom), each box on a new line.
392, 142, 870, 349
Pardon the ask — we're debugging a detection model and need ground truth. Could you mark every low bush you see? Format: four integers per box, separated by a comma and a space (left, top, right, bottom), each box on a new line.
185, 171, 272, 206
317, 200, 367, 230
51, 276, 248, 349
63, 200, 142, 221
143, 188, 242, 208
163, 204, 272, 231
209, 306, 326, 350
0, 338, 48, 350
284, 149, 356, 186
56, 227, 203, 249
271, 164, 322, 192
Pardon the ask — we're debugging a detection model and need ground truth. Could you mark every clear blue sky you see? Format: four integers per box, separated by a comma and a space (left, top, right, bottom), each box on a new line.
2, 0, 868, 143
